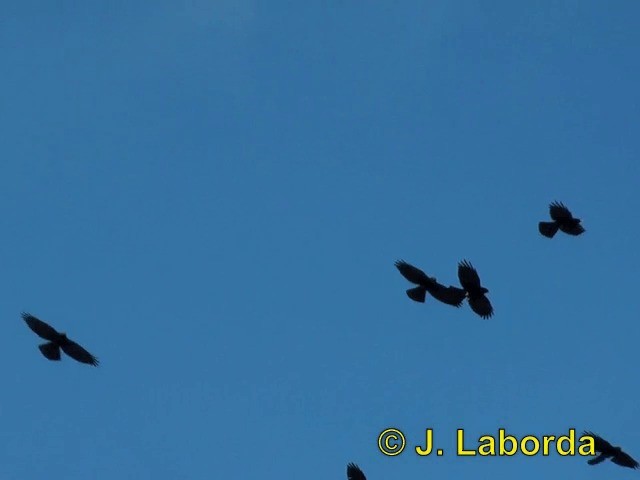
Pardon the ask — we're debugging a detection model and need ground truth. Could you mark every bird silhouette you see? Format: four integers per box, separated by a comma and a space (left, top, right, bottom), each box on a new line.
457, 260, 493, 319
539, 201, 585, 238
395, 260, 466, 307
583, 431, 639, 469
22, 312, 99, 367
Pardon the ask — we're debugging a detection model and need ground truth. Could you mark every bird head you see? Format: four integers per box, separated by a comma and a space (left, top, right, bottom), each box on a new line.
481, 287, 489, 294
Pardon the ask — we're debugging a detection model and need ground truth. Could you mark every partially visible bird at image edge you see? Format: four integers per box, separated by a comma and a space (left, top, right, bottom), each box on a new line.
347, 463, 366, 480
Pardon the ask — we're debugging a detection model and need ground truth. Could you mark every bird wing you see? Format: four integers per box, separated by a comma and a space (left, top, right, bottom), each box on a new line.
587, 454, 609, 465
549, 201, 573, 221
60, 340, 100, 366
583, 431, 615, 454
429, 283, 466, 307
395, 260, 434, 286
22, 312, 60, 341
468, 294, 494, 319
563, 223, 586, 236
347, 463, 366, 480
457, 260, 482, 291
38, 342, 61, 361
612, 451, 640, 469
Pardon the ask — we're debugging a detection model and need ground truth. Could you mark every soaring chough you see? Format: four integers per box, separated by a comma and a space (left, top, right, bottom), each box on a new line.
457, 260, 493, 319
395, 260, 465, 307
583, 431, 639, 470
22, 312, 99, 366
539, 201, 585, 238
347, 463, 366, 480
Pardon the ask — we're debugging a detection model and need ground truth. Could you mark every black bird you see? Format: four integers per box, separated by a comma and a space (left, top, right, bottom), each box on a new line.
347, 463, 366, 480
22, 312, 99, 366
395, 260, 466, 307
539, 201, 585, 238
457, 260, 493, 319
583, 431, 639, 470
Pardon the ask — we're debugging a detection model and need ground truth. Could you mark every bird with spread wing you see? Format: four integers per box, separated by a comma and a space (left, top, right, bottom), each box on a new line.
22, 312, 100, 367
457, 260, 493, 319
583, 431, 639, 469
539, 201, 585, 238
395, 260, 466, 307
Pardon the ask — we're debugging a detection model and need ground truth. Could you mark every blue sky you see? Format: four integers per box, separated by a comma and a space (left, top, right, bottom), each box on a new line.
2, 1, 639, 479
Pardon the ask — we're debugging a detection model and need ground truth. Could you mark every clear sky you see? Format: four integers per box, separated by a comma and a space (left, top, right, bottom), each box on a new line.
2, 2, 639, 479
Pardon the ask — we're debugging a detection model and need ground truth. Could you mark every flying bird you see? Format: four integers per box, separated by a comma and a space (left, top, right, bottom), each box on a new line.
457, 260, 493, 319
583, 431, 639, 470
395, 260, 466, 307
22, 312, 99, 366
347, 463, 366, 480
538, 201, 585, 238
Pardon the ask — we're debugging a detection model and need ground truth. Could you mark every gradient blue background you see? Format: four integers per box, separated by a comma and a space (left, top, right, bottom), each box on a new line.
2, 2, 639, 479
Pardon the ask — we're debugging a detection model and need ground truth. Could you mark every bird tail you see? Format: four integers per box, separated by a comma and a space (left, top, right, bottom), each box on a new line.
538, 221, 559, 238
406, 286, 427, 303
38, 342, 61, 361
